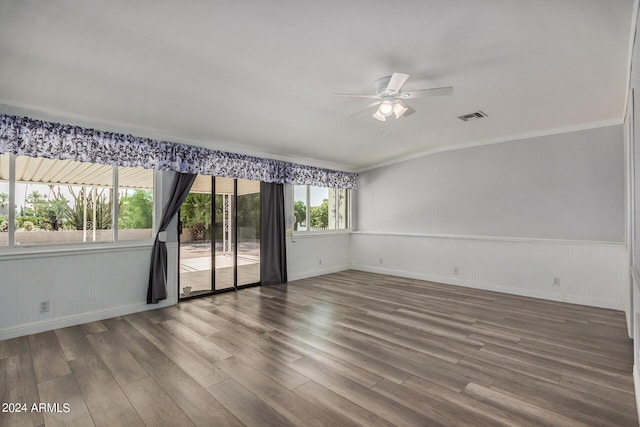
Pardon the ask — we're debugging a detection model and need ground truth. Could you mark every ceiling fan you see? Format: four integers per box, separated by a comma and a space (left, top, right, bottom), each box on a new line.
334, 73, 453, 121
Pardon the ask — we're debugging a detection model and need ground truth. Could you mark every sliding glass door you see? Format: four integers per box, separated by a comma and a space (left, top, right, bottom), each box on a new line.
213, 177, 235, 291
179, 175, 261, 299
178, 175, 213, 298
237, 179, 261, 286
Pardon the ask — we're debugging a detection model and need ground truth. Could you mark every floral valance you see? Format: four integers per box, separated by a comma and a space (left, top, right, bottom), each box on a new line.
0, 114, 357, 189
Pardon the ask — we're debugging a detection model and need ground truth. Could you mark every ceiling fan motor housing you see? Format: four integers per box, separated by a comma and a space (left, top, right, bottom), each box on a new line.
375, 76, 394, 95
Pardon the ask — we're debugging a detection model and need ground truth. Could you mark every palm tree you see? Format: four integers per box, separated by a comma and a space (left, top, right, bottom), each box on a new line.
180, 193, 211, 241
26, 190, 47, 214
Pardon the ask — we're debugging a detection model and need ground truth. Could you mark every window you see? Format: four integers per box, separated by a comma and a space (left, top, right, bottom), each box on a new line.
293, 185, 308, 231
14, 156, 114, 245
0, 153, 154, 247
293, 185, 349, 232
118, 167, 154, 240
0, 153, 9, 246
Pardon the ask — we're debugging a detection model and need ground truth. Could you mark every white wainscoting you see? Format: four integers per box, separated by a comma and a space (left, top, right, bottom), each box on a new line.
351, 232, 629, 311
1, 232, 627, 339
286, 232, 351, 281
0, 242, 179, 340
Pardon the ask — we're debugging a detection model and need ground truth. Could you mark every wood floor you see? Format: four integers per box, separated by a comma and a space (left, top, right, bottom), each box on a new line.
0, 270, 637, 426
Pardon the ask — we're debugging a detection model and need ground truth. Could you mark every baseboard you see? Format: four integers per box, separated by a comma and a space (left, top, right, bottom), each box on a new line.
635, 365, 640, 424
0, 297, 177, 340
351, 264, 621, 310
288, 264, 351, 282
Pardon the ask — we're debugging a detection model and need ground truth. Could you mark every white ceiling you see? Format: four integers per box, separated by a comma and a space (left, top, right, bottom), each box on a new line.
0, 0, 635, 171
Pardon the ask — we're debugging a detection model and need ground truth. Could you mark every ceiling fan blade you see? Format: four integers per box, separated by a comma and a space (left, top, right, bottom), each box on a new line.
333, 93, 379, 98
402, 105, 416, 117
348, 101, 382, 118
402, 86, 453, 99
386, 73, 410, 92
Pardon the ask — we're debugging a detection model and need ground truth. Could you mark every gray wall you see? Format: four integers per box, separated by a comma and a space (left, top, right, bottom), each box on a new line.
356, 125, 624, 242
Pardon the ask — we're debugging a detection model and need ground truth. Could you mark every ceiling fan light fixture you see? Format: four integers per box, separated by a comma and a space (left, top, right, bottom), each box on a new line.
378, 100, 394, 117
372, 110, 387, 121
394, 101, 409, 119
334, 72, 453, 122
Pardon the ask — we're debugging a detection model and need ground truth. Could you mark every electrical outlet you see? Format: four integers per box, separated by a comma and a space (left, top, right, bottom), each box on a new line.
379, 257, 383, 264
453, 266, 459, 275
553, 277, 560, 286
319, 259, 322, 265
39, 300, 49, 313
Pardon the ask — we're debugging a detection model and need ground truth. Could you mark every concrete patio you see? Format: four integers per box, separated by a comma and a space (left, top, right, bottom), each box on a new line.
179, 242, 260, 296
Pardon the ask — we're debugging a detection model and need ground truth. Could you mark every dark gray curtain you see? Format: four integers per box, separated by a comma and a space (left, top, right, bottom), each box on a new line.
260, 182, 288, 285
147, 172, 197, 304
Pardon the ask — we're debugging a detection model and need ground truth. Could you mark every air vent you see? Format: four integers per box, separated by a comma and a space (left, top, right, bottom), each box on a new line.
458, 110, 487, 122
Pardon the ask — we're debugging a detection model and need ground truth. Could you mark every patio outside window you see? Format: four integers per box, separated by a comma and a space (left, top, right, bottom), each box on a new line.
118, 166, 154, 241
293, 185, 349, 232
14, 156, 114, 245
0, 154, 154, 247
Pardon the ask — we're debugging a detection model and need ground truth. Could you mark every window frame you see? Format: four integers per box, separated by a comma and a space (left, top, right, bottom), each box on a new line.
0, 153, 156, 251
292, 184, 351, 235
